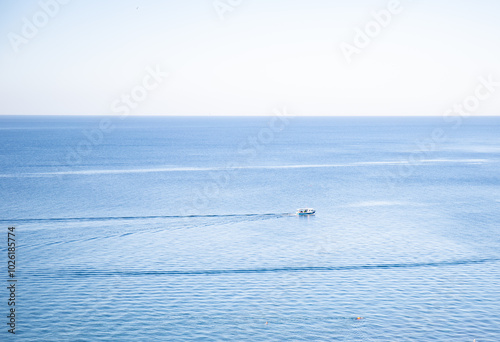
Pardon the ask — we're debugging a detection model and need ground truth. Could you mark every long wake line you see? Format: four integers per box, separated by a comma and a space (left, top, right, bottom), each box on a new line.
0, 159, 490, 177
0, 213, 293, 223
26, 258, 500, 278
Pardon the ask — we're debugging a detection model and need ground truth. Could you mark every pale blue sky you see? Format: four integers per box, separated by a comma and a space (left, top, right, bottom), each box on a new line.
1, 0, 499, 116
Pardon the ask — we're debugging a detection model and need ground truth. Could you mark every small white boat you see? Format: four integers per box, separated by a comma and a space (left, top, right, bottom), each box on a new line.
296, 208, 316, 216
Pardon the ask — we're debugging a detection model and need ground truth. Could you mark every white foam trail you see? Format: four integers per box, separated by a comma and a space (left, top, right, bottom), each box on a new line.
0, 164, 346, 177
0, 159, 490, 177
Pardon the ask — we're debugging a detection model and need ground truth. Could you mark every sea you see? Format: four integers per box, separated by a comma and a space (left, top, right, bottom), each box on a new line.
0, 115, 499, 341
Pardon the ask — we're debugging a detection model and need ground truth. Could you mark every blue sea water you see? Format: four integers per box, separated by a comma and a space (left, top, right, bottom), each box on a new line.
1, 115, 500, 341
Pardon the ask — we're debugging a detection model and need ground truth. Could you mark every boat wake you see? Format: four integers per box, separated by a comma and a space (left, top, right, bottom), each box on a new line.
0, 159, 491, 178
0, 212, 294, 223
24, 258, 500, 279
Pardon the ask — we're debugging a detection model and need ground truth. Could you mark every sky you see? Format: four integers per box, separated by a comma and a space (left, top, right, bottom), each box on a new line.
1, 0, 499, 116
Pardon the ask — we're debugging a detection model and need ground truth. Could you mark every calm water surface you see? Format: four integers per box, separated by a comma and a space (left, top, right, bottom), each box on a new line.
1, 116, 499, 341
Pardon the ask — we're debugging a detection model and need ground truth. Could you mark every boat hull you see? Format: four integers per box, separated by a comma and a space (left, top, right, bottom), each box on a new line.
297, 211, 315, 215
296, 208, 316, 215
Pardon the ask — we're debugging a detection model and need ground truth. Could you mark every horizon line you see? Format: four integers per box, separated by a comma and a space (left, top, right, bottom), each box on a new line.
1, 114, 500, 118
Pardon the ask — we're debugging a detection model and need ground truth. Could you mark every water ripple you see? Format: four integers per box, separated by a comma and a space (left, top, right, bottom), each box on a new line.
26, 258, 499, 278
